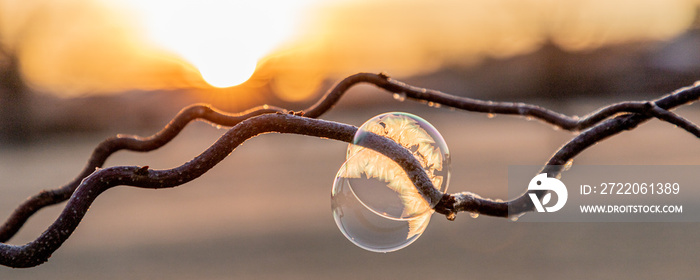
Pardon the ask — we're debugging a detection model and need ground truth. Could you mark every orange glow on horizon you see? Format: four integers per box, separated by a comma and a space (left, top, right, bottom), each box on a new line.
2, 0, 699, 99
121, 0, 315, 88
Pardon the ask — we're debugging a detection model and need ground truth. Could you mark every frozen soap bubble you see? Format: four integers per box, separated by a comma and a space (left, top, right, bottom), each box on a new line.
345, 112, 451, 218
331, 112, 451, 252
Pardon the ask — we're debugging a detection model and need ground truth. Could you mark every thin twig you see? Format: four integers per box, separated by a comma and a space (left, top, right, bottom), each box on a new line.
646, 102, 700, 138
4, 73, 697, 243
0, 113, 440, 268
436, 83, 700, 218
0, 73, 698, 267
0, 104, 284, 242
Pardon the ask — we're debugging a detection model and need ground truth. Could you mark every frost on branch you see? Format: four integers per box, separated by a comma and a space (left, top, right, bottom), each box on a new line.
0, 73, 698, 267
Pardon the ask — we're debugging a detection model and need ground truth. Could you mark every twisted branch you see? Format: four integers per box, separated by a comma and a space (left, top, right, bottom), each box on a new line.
1, 73, 698, 267
437, 83, 700, 218
0, 113, 443, 268
0, 104, 284, 242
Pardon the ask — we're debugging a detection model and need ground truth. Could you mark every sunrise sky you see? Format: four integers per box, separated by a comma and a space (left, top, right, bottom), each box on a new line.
0, 0, 698, 101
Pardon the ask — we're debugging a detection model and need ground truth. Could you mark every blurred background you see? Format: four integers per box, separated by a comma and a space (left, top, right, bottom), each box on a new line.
1, 0, 700, 279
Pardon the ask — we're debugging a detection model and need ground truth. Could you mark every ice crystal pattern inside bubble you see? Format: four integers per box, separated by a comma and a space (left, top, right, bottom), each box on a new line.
332, 112, 451, 252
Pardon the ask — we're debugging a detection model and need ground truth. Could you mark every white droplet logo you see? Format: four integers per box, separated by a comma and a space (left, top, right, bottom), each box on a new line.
527, 173, 567, 213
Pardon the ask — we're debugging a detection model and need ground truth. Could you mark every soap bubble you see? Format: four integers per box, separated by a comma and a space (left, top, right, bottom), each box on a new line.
346, 112, 450, 218
332, 164, 431, 252
331, 112, 451, 252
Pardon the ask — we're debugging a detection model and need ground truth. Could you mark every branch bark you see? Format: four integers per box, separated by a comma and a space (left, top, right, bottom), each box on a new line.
0, 113, 439, 268
1, 73, 698, 267
437, 83, 700, 218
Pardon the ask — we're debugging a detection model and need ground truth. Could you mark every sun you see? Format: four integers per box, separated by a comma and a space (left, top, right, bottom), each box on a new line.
120, 0, 313, 88
188, 44, 260, 88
